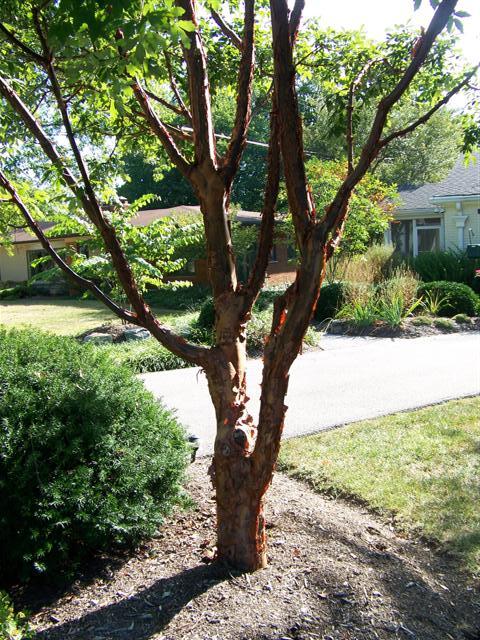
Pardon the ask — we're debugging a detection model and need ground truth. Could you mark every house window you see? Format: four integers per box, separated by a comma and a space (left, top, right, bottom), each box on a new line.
391, 217, 442, 257
27, 249, 51, 278
391, 220, 412, 256
415, 218, 441, 254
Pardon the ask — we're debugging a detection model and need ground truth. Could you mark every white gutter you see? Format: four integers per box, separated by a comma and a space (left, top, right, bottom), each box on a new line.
430, 194, 480, 204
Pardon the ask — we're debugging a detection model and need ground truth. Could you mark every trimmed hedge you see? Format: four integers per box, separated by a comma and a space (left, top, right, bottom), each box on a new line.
418, 281, 480, 317
144, 284, 209, 310
0, 329, 189, 583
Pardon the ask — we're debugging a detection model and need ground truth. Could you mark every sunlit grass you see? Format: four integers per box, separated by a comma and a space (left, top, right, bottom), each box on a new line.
0, 298, 195, 336
280, 397, 480, 575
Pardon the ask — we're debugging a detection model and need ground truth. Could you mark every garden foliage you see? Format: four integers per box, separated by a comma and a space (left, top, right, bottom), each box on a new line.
410, 249, 479, 288
418, 281, 480, 317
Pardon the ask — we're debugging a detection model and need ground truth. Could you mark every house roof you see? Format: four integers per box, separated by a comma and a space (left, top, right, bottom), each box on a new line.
10, 222, 80, 245
130, 205, 262, 226
9, 205, 263, 245
397, 152, 480, 212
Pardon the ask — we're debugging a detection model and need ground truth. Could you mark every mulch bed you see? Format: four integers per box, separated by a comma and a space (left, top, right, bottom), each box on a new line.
326, 317, 480, 339
19, 459, 479, 640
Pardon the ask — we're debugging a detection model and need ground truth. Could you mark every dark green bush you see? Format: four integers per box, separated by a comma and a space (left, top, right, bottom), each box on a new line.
314, 282, 349, 321
254, 286, 287, 311
144, 284, 209, 310
0, 329, 188, 583
197, 297, 215, 330
0, 284, 30, 300
418, 281, 480, 317
104, 339, 189, 373
410, 250, 478, 287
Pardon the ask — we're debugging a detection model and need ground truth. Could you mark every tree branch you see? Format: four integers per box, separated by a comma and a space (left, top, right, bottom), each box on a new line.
289, 0, 304, 42
210, 9, 243, 51
270, 0, 312, 248
175, 0, 217, 168
0, 22, 46, 64
320, 0, 459, 242
243, 100, 280, 308
164, 51, 192, 122
30, 7, 153, 324
346, 58, 383, 174
221, 0, 255, 188
144, 87, 188, 119
132, 81, 193, 177
379, 64, 479, 148
0, 168, 136, 322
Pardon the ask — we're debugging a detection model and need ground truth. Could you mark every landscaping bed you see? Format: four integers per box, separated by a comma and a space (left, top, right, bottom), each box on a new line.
18, 456, 479, 640
326, 316, 480, 338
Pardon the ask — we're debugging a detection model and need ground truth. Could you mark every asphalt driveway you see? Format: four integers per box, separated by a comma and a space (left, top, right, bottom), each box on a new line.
141, 333, 480, 456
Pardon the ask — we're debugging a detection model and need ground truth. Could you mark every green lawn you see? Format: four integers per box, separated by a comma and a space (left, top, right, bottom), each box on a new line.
279, 397, 480, 575
0, 298, 196, 336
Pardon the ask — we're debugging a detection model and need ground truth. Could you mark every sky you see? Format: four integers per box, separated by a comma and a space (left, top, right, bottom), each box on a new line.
300, 0, 479, 66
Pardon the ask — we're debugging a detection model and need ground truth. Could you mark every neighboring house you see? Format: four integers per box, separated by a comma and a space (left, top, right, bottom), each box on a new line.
385, 152, 480, 257
0, 205, 295, 287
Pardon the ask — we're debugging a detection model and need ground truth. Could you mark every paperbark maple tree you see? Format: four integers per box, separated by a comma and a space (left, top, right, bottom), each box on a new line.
0, 0, 477, 571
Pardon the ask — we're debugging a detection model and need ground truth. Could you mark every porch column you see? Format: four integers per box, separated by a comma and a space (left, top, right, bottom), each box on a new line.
452, 215, 468, 250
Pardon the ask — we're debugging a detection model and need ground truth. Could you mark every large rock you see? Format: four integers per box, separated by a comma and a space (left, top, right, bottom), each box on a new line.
83, 332, 114, 344
124, 328, 151, 341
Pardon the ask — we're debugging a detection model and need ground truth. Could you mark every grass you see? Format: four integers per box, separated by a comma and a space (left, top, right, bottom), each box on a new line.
279, 397, 480, 575
0, 298, 195, 336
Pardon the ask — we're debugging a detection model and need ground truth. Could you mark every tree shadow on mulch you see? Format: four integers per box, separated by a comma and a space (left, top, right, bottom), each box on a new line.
32, 563, 229, 640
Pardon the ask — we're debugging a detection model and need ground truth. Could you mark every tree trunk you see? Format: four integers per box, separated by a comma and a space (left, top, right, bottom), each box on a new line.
214, 458, 266, 571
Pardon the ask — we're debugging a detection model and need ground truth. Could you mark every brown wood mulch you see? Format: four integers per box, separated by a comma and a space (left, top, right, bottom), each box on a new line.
20, 459, 479, 640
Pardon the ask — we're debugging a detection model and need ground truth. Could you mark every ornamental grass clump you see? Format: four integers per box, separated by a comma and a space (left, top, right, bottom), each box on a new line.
0, 329, 189, 583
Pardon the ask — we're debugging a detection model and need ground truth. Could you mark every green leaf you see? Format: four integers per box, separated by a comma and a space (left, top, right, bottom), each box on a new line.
178, 19, 196, 32
453, 18, 464, 33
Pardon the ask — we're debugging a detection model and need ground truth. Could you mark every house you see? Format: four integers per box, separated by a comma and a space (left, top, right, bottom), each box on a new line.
0, 205, 295, 287
385, 152, 480, 257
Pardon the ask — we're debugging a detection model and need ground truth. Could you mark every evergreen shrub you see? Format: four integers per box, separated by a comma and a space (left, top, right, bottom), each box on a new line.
0, 329, 188, 582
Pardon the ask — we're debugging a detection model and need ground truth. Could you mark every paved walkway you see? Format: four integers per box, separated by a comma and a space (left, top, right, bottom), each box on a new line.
141, 333, 480, 456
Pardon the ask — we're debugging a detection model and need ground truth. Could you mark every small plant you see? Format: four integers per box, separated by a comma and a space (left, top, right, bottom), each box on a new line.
433, 317, 457, 331
378, 294, 422, 327
452, 313, 472, 325
0, 591, 32, 639
340, 244, 395, 285
337, 292, 380, 327
420, 289, 451, 316
411, 315, 433, 326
